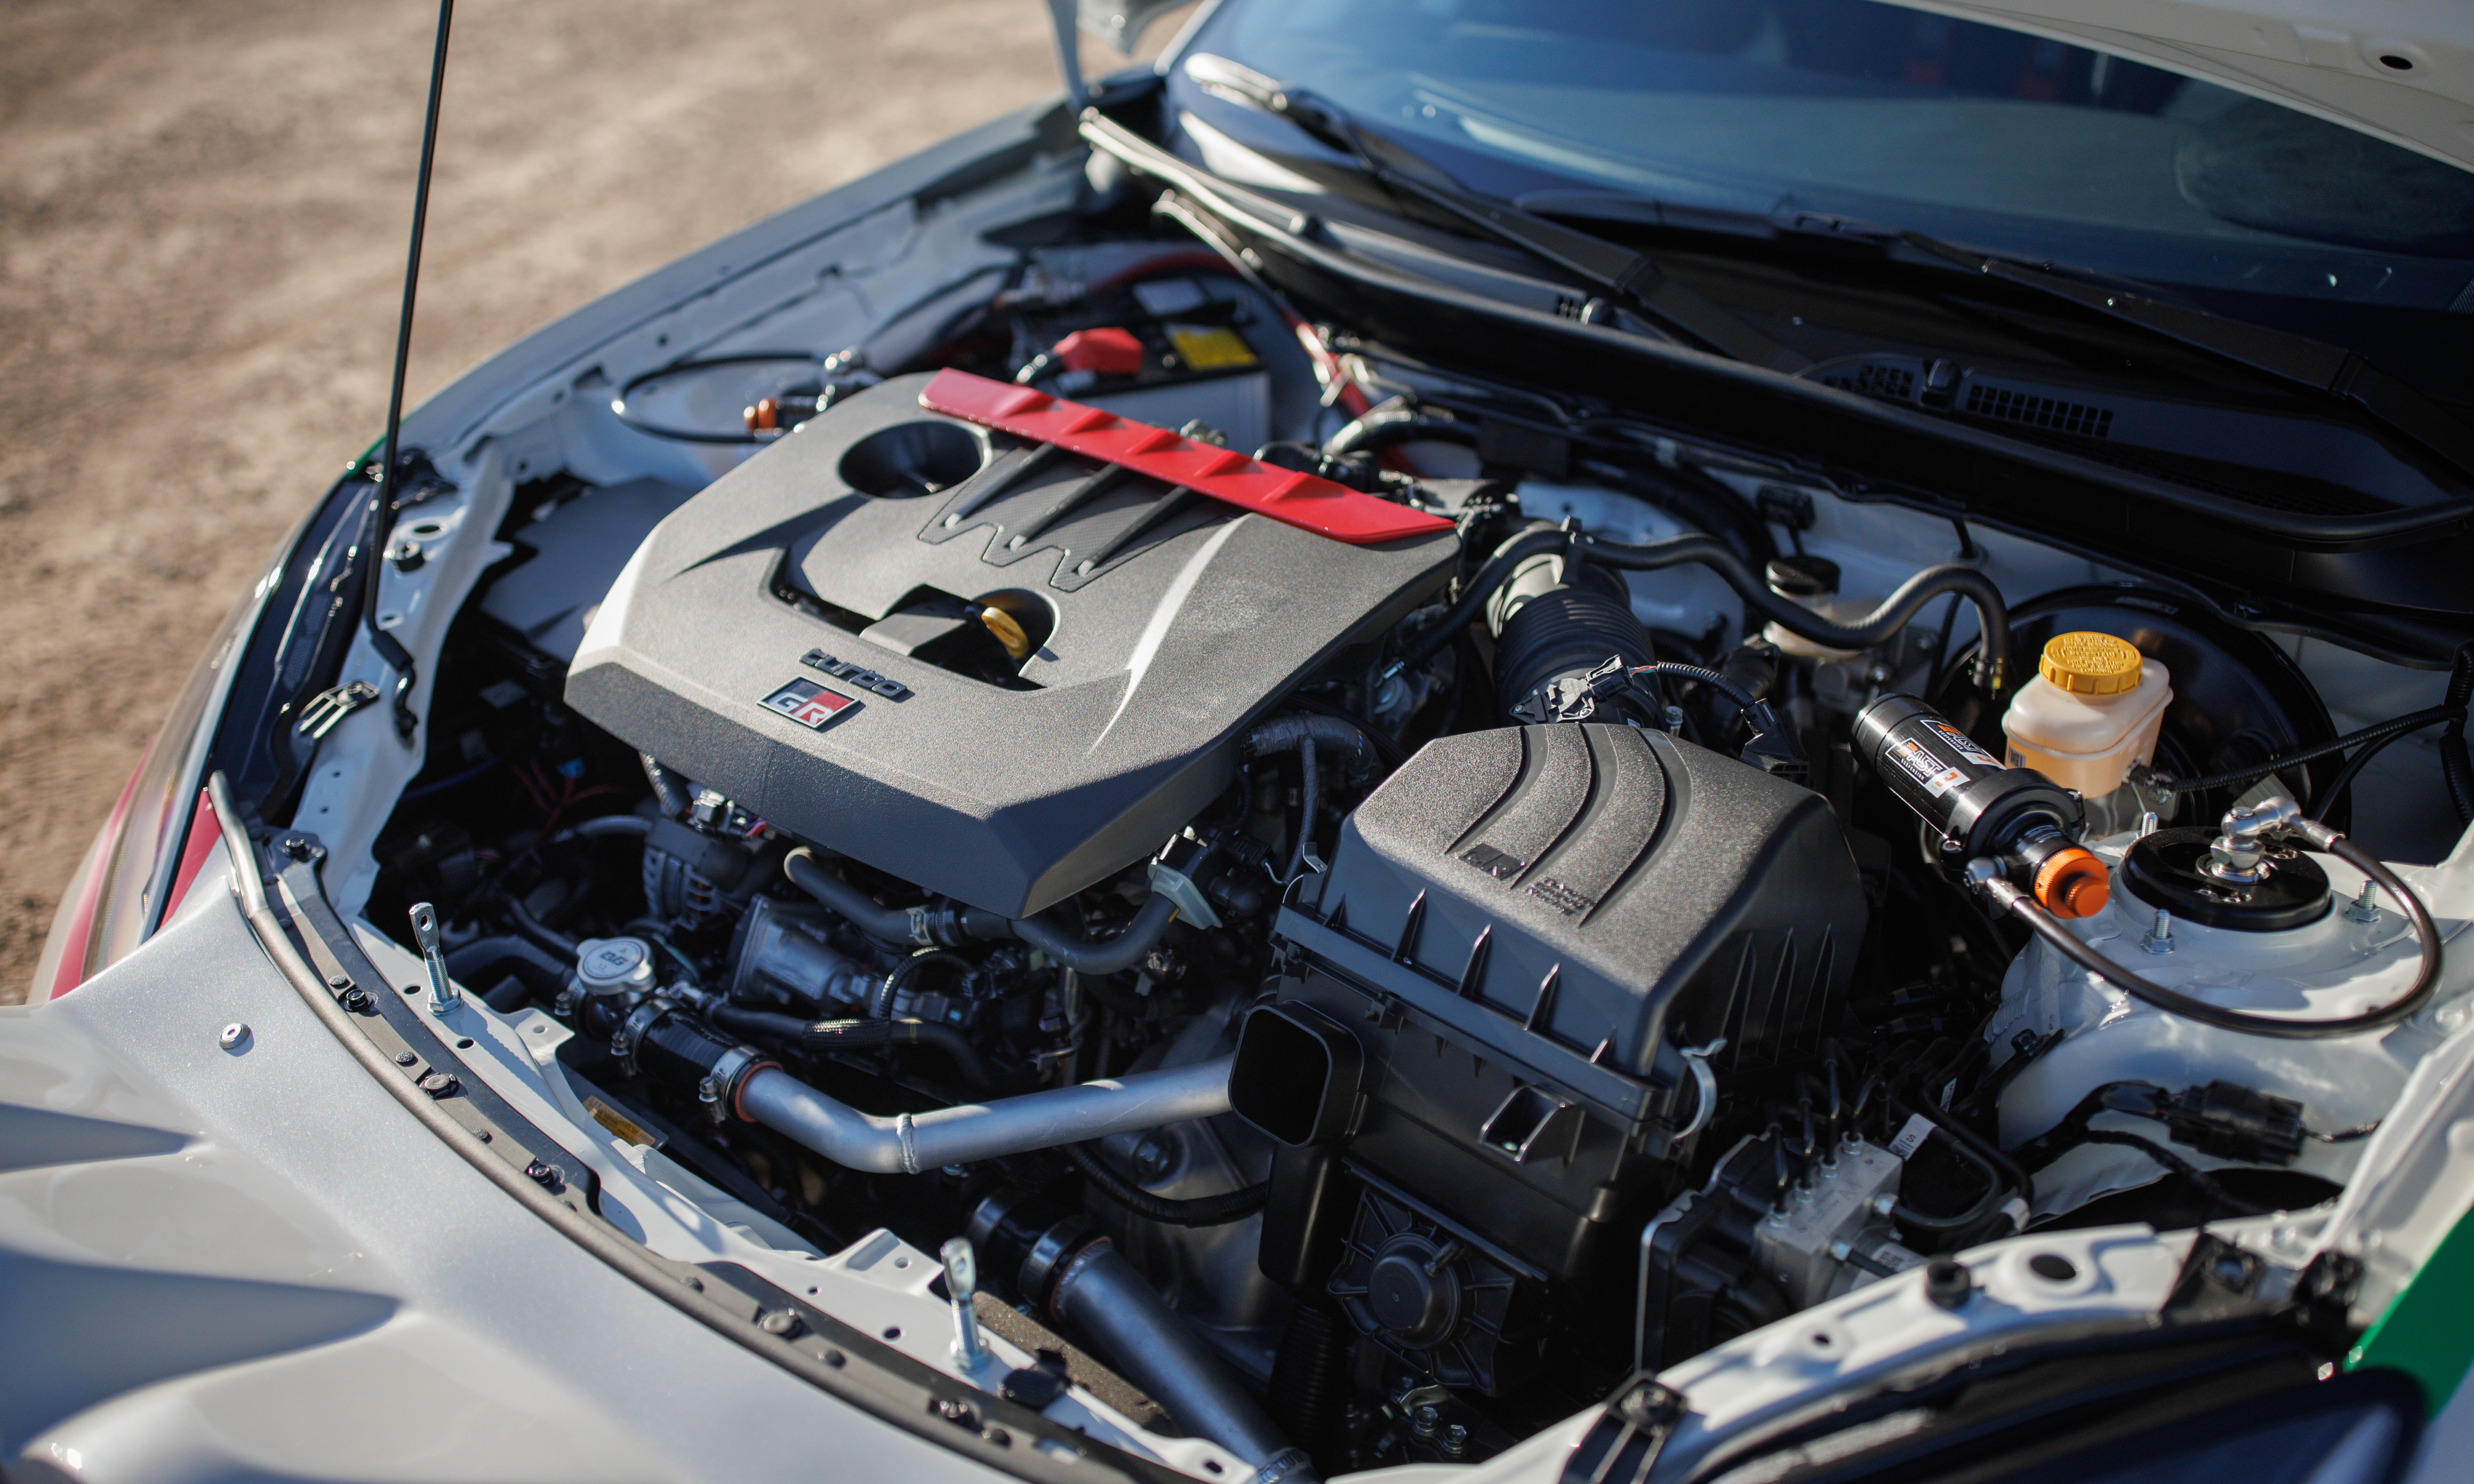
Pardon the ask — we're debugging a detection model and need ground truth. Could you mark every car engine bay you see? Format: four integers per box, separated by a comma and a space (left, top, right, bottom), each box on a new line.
291, 182, 2474, 1481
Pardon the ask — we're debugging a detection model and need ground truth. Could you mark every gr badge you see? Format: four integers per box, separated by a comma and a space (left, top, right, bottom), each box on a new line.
761, 678, 856, 730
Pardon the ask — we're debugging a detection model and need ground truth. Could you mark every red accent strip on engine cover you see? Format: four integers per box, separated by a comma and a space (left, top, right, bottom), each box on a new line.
918, 368, 1455, 545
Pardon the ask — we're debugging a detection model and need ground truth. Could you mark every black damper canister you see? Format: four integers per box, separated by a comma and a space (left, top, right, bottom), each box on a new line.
1854, 694, 2109, 918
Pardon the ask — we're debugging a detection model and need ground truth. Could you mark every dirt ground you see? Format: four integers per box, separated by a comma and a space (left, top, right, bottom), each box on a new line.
0, 0, 1079, 1000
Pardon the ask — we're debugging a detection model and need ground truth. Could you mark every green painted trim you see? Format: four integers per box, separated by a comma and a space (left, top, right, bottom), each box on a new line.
2348, 1198, 2474, 1416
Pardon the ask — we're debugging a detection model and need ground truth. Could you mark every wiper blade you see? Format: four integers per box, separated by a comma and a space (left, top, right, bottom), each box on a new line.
1182, 54, 1804, 372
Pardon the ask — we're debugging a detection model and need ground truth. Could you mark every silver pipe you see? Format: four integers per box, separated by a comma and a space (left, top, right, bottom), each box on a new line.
1053, 1243, 1314, 1484
737, 1055, 1234, 1175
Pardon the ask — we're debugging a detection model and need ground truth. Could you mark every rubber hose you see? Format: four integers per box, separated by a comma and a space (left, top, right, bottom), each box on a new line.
1066, 1141, 1270, 1227
1322, 404, 1479, 458
1586, 533, 2011, 691
1288, 738, 1319, 884
549, 814, 654, 844
877, 950, 971, 1021
708, 1004, 991, 1090
2308, 727, 2421, 822
1276, 693, 1406, 770
504, 895, 579, 958
1887, 1114, 2011, 1231
783, 848, 921, 943
1009, 893, 1180, 977
787, 848, 1172, 971
2442, 642, 2474, 825
1266, 1304, 1351, 1469
1395, 526, 1572, 672
1243, 714, 1376, 778
1990, 830, 2441, 1039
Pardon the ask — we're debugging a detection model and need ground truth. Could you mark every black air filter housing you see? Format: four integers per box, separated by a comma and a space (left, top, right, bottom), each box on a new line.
1259, 723, 1862, 1370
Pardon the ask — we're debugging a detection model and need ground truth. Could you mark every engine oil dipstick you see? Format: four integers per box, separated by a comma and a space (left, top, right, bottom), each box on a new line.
409, 902, 458, 1014
940, 1237, 989, 1371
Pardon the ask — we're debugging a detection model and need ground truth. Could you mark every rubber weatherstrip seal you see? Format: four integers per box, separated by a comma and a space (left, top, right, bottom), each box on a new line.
207, 772, 1183, 1484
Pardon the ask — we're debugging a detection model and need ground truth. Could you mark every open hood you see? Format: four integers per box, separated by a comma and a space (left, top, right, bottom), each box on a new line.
1067, 0, 2474, 173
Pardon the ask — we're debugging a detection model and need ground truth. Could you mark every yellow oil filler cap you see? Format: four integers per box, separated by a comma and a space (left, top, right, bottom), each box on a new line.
2039, 631, 2144, 697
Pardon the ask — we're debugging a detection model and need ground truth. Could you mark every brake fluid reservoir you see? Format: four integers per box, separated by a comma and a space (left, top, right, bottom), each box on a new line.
2001, 632, 2172, 796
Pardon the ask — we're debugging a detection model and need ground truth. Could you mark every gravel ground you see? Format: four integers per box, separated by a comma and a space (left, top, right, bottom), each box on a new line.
0, 0, 1068, 1000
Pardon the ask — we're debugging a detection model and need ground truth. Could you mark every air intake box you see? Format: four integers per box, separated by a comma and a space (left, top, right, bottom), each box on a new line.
1244, 723, 1863, 1387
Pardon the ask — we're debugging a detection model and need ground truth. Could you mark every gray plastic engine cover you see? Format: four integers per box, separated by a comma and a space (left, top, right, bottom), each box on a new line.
567, 373, 1457, 916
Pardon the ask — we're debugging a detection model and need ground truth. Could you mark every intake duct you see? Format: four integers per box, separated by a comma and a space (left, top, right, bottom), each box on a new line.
1489, 545, 1655, 725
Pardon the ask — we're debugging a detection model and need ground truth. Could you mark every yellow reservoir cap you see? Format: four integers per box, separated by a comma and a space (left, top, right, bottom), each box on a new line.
2039, 631, 2144, 697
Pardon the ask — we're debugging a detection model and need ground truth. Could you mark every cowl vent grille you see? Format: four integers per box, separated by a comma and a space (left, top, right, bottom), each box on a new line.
1964, 382, 2114, 438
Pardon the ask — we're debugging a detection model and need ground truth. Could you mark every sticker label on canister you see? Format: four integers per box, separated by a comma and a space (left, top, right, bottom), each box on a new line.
1924, 719, 2001, 769
1886, 738, 1969, 798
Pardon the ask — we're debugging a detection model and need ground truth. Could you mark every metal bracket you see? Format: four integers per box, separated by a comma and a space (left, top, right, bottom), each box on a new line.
296, 680, 380, 739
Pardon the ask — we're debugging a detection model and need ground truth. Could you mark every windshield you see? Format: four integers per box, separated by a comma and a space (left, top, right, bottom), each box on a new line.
1181, 0, 2474, 314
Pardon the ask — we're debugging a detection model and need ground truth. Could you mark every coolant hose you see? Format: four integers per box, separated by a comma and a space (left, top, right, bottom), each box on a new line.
735, 1054, 1235, 1175
1395, 527, 1571, 671
1243, 714, 1376, 777
1050, 1242, 1315, 1482
783, 848, 938, 942
1394, 527, 2010, 691
1585, 533, 2012, 691
1322, 403, 1478, 458
1008, 893, 1180, 976
784, 848, 1183, 973
704, 1003, 991, 1089
547, 814, 654, 844
1974, 826, 2441, 1039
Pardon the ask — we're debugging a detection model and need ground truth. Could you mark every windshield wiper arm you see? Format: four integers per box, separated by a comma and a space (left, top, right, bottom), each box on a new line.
1873, 226, 2474, 479
1183, 54, 1805, 372
1536, 189, 2474, 480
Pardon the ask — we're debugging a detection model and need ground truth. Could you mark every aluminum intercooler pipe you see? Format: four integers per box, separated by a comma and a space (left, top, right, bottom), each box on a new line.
733, 1055, 1234, 1175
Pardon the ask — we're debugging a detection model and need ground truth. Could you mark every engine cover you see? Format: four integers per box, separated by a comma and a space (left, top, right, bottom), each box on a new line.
566, 373, 1457, 916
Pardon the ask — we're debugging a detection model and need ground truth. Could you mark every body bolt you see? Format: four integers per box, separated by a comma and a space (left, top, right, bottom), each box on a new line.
1440, 1423, 1470, 1460
2346, 877, 2381, 924
1924, 1258, 1974, 1310
524, 1159, 562, 1190
1410, 1405, 1441, 1442
218, 1023, 250, 1051
417, 1072, 458, 1098
759, 1309, 803, 1337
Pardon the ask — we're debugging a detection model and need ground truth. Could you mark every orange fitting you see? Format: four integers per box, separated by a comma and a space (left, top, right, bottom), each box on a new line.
744, 397, 781, 432
2034, 846, 2110, 918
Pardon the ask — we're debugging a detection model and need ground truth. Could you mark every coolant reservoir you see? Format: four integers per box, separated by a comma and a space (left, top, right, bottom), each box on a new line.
2001, 631, 2172, 796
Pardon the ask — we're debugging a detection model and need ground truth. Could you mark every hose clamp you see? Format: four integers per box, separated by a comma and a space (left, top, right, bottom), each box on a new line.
707, 1043, 773, 1122
1675, 1038, 1728, 1140
611, 996, 672, 1079
1252, 1448, 1315, 1484
907, 905, 934, 947
895, 1112, 920, 1175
